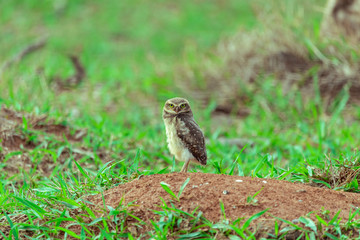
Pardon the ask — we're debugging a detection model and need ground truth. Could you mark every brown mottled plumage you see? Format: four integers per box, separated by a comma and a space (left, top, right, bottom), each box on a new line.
162, 97, 207, 172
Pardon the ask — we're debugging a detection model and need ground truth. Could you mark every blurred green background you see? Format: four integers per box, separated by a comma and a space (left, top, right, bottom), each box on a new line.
3, 0, 358, 177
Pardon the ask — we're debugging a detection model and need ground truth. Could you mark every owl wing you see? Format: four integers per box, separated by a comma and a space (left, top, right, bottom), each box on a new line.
176, 118, 207, 165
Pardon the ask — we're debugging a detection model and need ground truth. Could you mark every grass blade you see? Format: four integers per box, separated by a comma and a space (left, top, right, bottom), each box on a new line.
4, 212, 19, 240
160, 182, 178, 201
241, 209, 268, 230
178, 232, 206, 239
299, 217, 317, 233
219, 200, 226, 220
55, 226, 81, 239
13, 196, 46, 219
178, 177, 190, 199
329, 210, 341, 225
74, 159, 91, 182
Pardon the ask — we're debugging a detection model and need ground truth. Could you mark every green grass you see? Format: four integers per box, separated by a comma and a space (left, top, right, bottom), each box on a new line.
1, 0, 360, 238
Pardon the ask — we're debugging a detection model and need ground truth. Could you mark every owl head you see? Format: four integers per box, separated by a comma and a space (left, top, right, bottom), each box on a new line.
163, 97, 192, 116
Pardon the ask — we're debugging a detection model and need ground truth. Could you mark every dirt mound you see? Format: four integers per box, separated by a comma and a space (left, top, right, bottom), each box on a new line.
87, 172, 360, 237
0, 106, 109, 180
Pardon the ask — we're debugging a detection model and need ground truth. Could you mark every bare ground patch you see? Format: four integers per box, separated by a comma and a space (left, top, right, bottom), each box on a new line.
0, 106, 112, 180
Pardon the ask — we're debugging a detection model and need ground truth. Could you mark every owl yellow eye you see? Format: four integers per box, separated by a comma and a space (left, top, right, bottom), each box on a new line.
168, 103, 174, 108
180, 104, 186, 108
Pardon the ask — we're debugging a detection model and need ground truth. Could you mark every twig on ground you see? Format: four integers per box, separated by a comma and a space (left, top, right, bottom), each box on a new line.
0, 36, 48, 74
67, 55, 86, 86
52, 55, 86, 91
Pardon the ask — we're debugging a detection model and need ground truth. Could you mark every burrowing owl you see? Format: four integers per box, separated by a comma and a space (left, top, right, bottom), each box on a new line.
162, 97, 207, 172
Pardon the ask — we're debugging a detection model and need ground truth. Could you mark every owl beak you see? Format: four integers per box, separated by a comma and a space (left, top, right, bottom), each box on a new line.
175, 106, 180, 113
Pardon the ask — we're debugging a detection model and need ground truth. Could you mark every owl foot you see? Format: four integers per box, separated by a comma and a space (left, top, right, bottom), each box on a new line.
180, 158, 191, 172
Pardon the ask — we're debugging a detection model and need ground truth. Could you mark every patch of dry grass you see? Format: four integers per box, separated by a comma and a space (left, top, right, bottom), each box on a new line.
176, 1, 360, 117
307, 154, 360, 191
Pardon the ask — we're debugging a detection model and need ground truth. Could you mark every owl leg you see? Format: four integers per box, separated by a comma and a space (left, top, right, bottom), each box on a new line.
180, 158, 190, 172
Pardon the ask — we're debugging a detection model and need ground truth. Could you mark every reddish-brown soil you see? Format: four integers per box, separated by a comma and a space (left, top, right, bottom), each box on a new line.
88, 172, 360, 236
